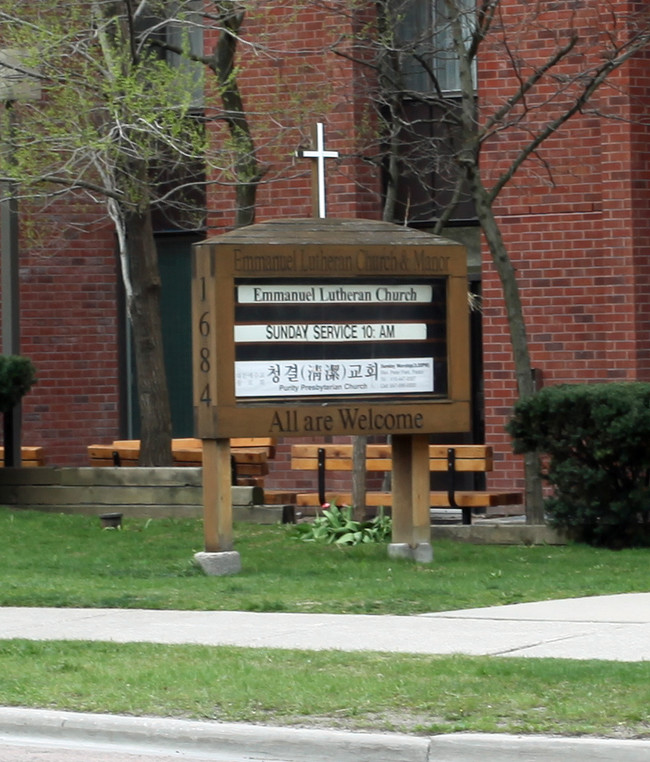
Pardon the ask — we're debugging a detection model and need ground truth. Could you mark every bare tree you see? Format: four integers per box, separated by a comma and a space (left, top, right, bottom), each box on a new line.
0, 0, 265, 464
334, 0, 650, 522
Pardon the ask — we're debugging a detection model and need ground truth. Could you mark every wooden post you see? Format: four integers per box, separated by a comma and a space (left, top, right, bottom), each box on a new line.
201, 437, 233, 552
391, 434, 431, 551
351, 434, 367, 521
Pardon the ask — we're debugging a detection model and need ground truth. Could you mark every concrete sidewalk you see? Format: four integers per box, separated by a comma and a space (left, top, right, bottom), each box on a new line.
1, 593, 649, 661
1, 594, 649, 761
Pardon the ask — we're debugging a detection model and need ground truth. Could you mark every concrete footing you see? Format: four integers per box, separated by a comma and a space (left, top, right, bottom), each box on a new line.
194, 551, 242, 576
387, 542, 433, 563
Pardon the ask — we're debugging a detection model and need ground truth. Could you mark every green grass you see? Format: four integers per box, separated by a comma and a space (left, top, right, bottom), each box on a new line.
0, 641, 648, 737
0, 508, 648, 614
1, 507, 649, 738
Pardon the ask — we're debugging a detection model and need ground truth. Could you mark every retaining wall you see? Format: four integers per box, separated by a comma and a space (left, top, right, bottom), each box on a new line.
0, 467, 288, 523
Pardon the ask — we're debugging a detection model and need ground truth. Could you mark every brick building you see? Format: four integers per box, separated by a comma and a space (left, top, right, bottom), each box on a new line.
5, 1, 650, 503
479, 1, 650, 491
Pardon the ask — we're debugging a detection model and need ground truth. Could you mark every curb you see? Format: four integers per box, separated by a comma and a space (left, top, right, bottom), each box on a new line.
0, 708, 649, 762
429, 732, 650, 761
0, 708, 430, 762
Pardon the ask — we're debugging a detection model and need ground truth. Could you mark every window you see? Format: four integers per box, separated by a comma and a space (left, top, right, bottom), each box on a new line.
165, 1, 204, 108
130, 2, 206, 231
432, 0, 475, 92
382, 1, 478, 224
135, 0, 204, 108
395, 0, 476, 94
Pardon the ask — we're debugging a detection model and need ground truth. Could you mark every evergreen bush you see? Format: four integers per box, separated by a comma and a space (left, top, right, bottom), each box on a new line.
0, 355, 36, 413
507, 383, 650, 548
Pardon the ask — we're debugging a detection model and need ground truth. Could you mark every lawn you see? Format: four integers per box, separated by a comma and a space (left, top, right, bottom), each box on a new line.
0, 507, 649, 738
1, 641, 649, 737
0, 508, 647, 614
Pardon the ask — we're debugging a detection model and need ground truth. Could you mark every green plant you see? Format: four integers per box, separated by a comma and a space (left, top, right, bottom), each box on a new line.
507, 383, 650, 548
0, 355, 36, 413
292, 502, 392, 545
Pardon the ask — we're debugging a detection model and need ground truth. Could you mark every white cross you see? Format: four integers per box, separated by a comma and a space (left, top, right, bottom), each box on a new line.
297, 122, 339, 218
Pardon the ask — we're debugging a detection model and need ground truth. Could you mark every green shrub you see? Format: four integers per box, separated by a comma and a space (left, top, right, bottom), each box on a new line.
507, 383, 650, 548
0, 355, 36, 413
292, 503, 392, 545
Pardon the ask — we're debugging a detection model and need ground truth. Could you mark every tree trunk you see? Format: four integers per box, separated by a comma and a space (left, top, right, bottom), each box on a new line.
468, 171, 545, 524
351, 435, 367, 521
212, 2, 261, 230
124, 206, 173, 466
234, 180, 257, 229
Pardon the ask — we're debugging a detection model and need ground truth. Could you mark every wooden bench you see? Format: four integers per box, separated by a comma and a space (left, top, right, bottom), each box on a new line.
0, 446, 45, 467
87, 437, 295, 506
291, 443, 523, 525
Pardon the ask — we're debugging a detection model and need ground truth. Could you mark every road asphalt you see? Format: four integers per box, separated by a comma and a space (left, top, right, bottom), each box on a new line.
0, 593, 649, 761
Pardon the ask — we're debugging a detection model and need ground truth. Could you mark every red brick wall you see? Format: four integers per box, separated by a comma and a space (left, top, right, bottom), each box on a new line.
205, 2, 381, 233
10, 197, 121, 465
628, 44, 650, 380
479, 0, 650, 492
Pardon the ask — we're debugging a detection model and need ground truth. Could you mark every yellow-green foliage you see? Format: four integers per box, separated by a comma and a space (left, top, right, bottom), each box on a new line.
0, 0, 206, 208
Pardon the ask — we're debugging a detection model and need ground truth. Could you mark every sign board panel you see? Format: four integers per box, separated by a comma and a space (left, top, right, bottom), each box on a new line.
192, 219, 470, 438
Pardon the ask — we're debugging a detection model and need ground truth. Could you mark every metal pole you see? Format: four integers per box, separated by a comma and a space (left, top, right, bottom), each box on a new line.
1, 100, 21, 466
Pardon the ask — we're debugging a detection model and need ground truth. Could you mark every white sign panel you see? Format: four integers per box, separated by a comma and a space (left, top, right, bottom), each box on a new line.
236, 357, 434, 397
234, 322, 427, 343
238, 284, 432, 304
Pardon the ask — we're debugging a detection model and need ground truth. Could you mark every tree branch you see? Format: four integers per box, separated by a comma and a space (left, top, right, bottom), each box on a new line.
489, 31, 650, 202
481, 32, 579, 139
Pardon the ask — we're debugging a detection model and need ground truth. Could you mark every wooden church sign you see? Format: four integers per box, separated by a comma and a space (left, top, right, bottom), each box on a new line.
191, 217, 470, 567
192, 218, 470, 440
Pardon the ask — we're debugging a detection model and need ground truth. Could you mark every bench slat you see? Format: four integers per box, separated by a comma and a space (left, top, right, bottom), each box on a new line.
231, 436, 276, 455
231, 448, 274, 462
232, 463, 270, 476
114, 437, 277, 449
296, 491, 522, 508
168, 451, 203, 464
89, 439, 275, 465
0, 446, 45, 467
291, 443, 492, 459
88, 445, 127, 459
291, 456, 492, 472
291, 457, 394, 472
171, 448, 270, 464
